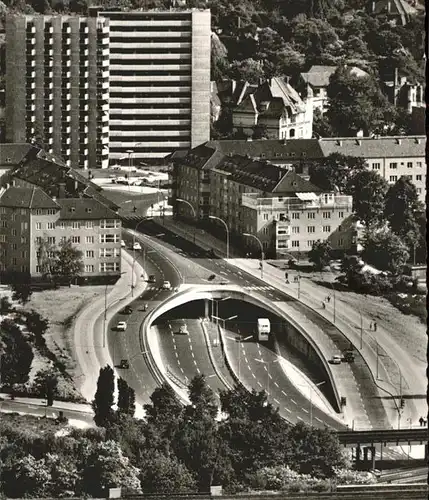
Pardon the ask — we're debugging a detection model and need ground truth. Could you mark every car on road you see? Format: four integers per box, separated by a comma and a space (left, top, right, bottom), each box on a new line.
162, 280, 171, 290
133, 242, 142, 251
343, 350, 355, 362
116, 321, 127, 331
121, 240, 126, 248
331, 354, 342, 364
208, 274, 216, 281
369, 469, 381, 478
148, 275, 156, 283
179, 324, 188, 335
120, 306, 133, 315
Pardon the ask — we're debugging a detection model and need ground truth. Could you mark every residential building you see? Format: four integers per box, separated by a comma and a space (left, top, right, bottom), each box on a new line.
298, 65, 369, 113
202, 135, 426, 203
0, 186, 122, 282
0, 143, 118, 211
95, 8, 211, 164
232, 77, 313, 140
5, 14, 110, 169
379, 64, 424, 113
368, 0, 417, 25
168, 145, 355, 257
317, 136, 426, 203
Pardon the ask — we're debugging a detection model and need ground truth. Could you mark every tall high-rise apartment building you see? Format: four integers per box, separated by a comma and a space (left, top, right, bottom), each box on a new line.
97, 9, 211, 165
6, 15, 110, 169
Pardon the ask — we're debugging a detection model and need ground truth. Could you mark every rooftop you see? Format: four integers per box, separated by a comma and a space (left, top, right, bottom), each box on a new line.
300, 65, 369, 88
0, 143, 36, 167
58, 198, 120, 220
0, 186, 60, 209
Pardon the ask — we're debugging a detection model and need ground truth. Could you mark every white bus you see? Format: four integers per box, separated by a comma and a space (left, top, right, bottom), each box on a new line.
257, 318, 270, 342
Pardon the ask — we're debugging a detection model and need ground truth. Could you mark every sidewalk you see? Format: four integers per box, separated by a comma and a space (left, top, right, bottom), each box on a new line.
72, 250, 147, 403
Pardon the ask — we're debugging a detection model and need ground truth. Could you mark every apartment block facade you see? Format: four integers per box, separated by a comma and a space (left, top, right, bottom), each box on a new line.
98, 9, 211, 164
169, 146, 355, 258
0, 186, 122, 282
6, 14, 110, 169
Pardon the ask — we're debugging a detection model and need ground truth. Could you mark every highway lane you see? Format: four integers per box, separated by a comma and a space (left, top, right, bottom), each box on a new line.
222, 330, 344, 429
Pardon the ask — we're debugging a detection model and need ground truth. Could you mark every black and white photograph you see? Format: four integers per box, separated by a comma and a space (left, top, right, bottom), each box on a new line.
0, 0, 427, 498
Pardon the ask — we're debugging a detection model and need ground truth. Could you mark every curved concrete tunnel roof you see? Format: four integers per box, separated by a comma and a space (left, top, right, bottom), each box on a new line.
143, 285, 343, 414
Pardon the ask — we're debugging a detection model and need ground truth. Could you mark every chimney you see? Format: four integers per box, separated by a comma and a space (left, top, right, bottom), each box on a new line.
58, 182, 66, 198
372, 1, 376, 12
387, 0, 391, 12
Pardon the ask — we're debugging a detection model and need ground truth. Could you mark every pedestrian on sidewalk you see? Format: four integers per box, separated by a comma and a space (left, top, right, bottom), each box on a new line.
369, 322, 373, 331
373, 322, 377, 332
419, 416, 424, 427
424, 418, 427, 426
326, 295, 331, 303
322, 301, 326, 309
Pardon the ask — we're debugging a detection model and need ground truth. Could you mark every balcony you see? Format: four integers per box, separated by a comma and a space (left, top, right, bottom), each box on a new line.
48, 137, 54, 145
46, 49, 53, 57
45, 92, 53, 100
62, 126, 71, 134
45, 71, 53, 78
47, 104, 53, 111
63, 49, 71, 57
80, 37, 88, 45
81, 71, 89, 78
241, 193, 353, 211
47, 26, 54, 34
80, 93, 89, 100
101, 103, 109, 112
27, 92, 36, 101
82, 49, 89, 57
62, 71, 71, 79
64, 25, 71, 34
29, 26, 36, 34
27, 49, 36, 56
65, 59, 71, 67
64, 104, 71, 112
47, 126, 53, 134
63, 81, 71, 89
28, 37, 36, 45
81, 26, 89, 34
80, 104, 89, 111
64, 37, 71, 45
29, 81, 36, 90
102, 58, 109, 67
29, 60, 36, 67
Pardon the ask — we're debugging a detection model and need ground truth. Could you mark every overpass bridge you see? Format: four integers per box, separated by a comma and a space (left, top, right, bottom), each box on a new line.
337, 428, 428, 447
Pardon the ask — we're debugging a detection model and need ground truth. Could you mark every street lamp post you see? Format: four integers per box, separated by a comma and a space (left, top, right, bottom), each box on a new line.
255, 358, 279, 395
209, 215, 230, 259
176, 198, 196, 243
103, 272, 126, 349
226, 334, 252, 379
243, 233, 264, 279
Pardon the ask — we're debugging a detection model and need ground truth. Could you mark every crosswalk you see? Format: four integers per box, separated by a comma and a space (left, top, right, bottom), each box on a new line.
244, 285, 276, 292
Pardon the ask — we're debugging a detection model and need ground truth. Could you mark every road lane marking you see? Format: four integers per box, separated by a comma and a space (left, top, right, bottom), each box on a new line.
291, 399, 297, 405
302, 408, 309, 413
296, 416, 304, 421
281, 390, 287, 396
189, 344, 193, 351
315, 417, 322, 423
257, 381, 262, 387
191, 351, 195, 358
268, 374, 272, 379
244, 356, 248, 363
175, 352, 179, 358
274, 382, 279, 387
274, 398, 280, 404
197, 367, 201, 374
247, 364, 251, 370
252, 373, 256, 379
264, 366, 267, 371
284, 407, 292, 413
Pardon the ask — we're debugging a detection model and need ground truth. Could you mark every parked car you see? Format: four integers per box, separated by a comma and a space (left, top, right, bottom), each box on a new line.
208, 274, 216, 281
162, 280, 172, 290
120, 306, 133, 315
133, 242, 142, 251
148, 275, 156, 283
116, 321, 127, 331
331, 354, 342, 364
179, 324, 188, 335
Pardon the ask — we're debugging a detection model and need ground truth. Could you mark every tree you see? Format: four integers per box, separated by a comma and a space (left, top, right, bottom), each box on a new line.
0, 296, 14, 315
312, 108, 334, 138
287, 422, 347, 477
77, 440, 141, 496
326, 66, 394, 136
92, 365, 115, 428
52, 238, 84, 284
308, 153, 367, 193
345, 170, 388, 227
117, 377, 136, 417
252, 123, 269, 140
44, 453, 79, 497
361, 230, 409, 274
138, 451, 197, 493
308, 240, 332, 270
0, 319, 34, 387
11, 283, 33, 305
228, 58, 265, 84
3, 454, 51, 498
384, 177, 423, 252
187, 374, 218, 420
24, 310, 49, 349
33, 368, 59, 406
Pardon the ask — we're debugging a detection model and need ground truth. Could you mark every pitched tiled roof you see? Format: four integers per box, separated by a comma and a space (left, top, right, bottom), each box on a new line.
4, 155, 118, 211
318, 136, 425, 158
0, 186, 60, 209
58, 198, 120, 220
300, 65, 369, 88
274, 169, 322, 194
0, 143, 35, 167
175, 144, 226, 171
205, 139, 325, 160
373, 0, 417, 15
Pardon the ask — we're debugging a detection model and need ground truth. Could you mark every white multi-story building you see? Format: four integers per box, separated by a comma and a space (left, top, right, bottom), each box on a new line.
5, 14, 110, 169
98, 8, 211, 165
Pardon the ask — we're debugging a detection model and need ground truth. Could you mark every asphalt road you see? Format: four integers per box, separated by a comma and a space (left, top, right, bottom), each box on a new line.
127, 219, 390, 428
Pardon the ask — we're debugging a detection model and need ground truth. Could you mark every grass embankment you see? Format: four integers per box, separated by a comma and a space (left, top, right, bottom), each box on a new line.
21, 286, 106, 401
